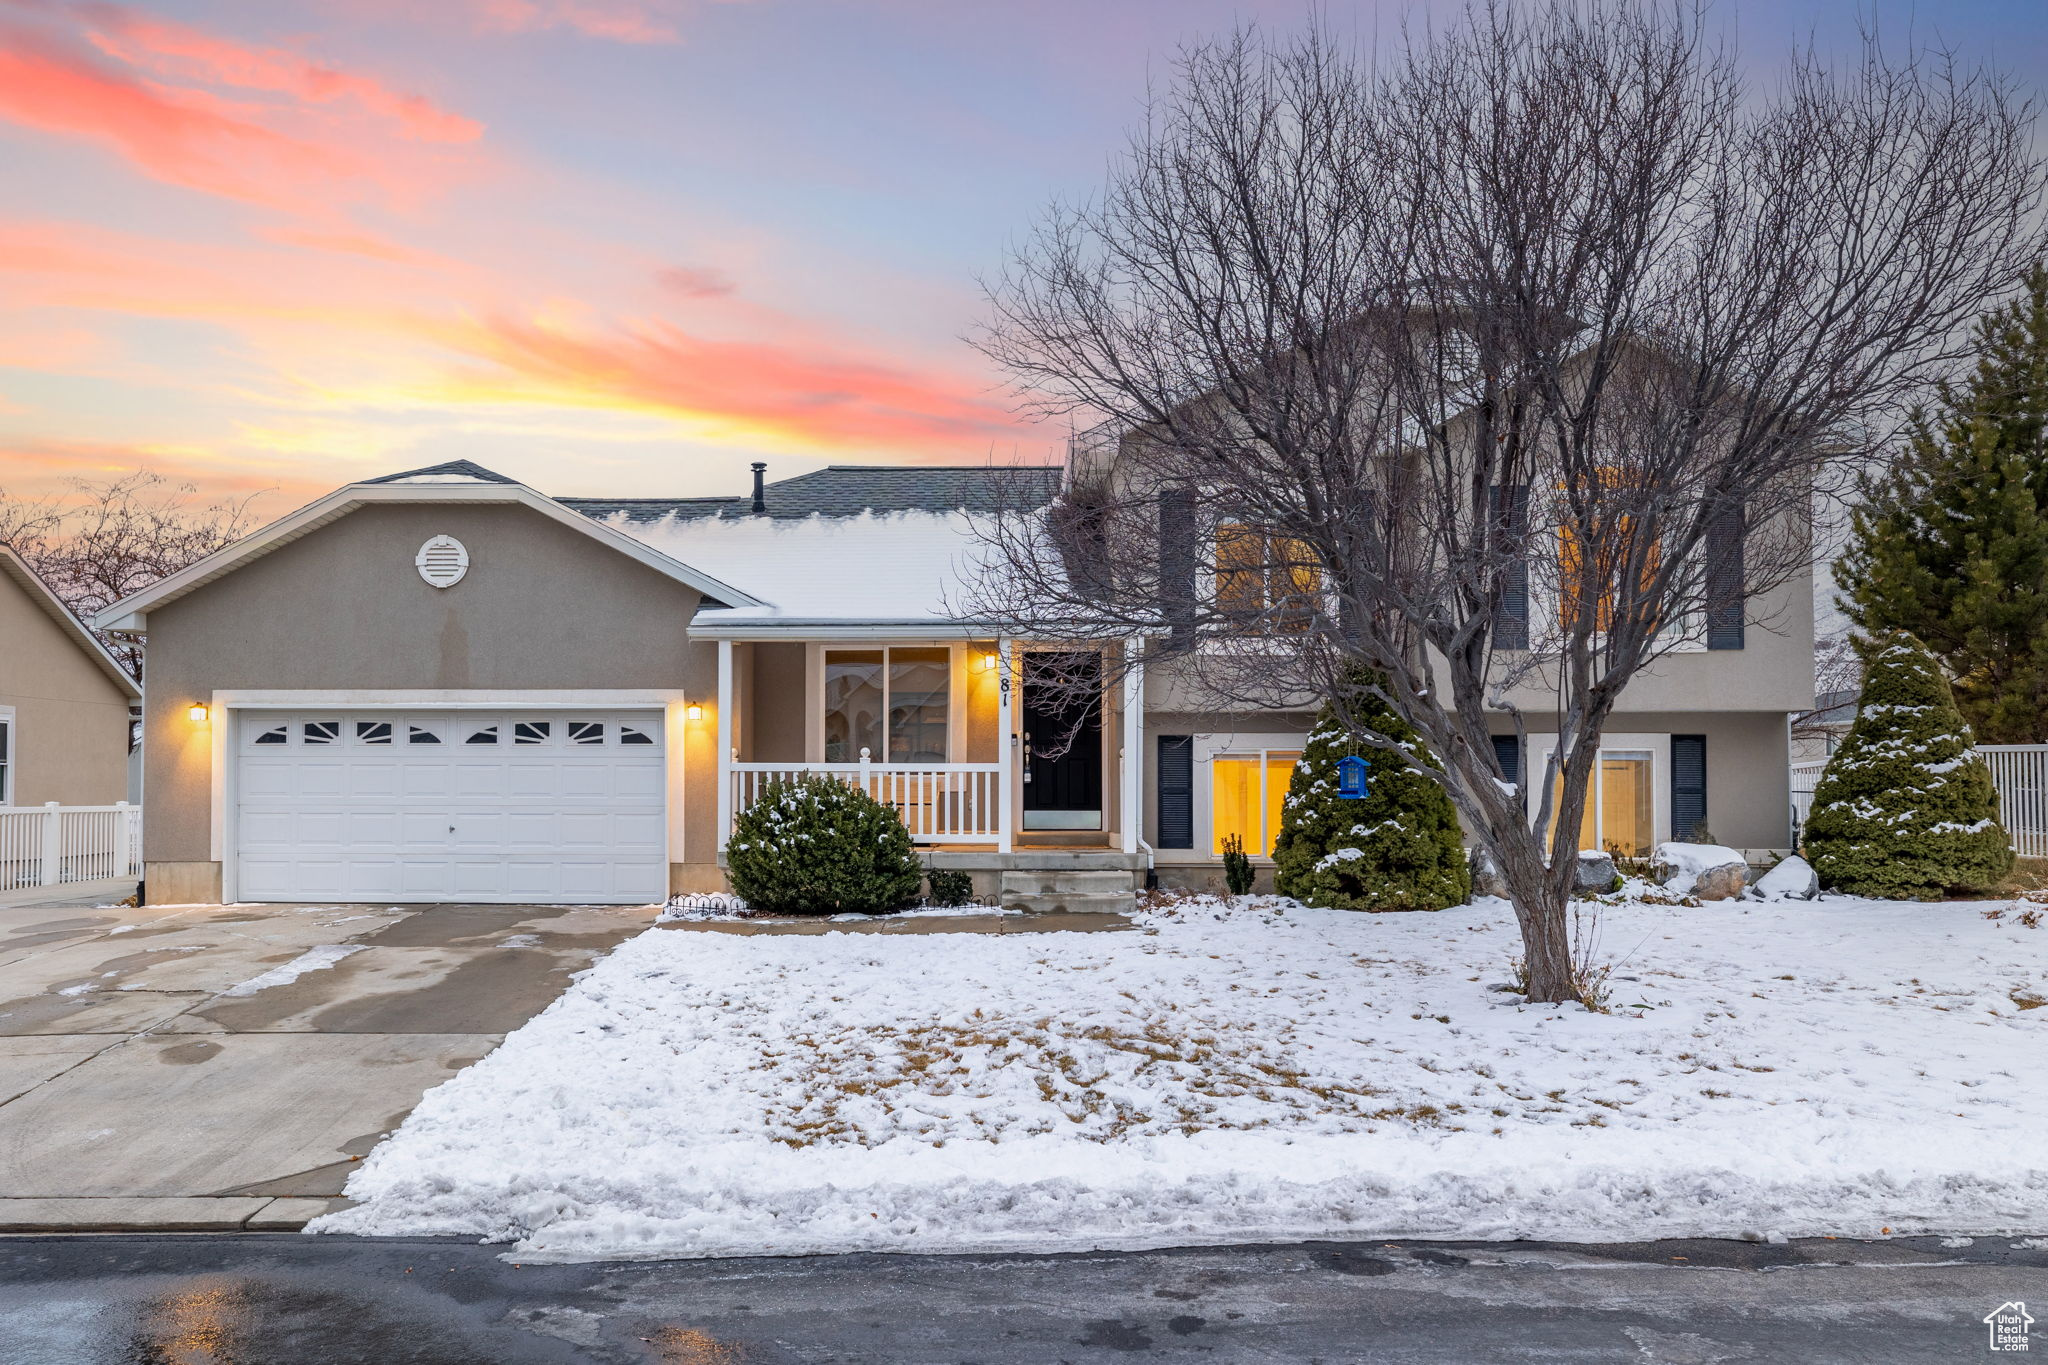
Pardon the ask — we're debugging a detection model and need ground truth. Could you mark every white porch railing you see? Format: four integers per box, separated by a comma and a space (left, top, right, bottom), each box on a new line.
1792, 745, 2048, 858
0, 803, 142, 891
730, 758, 1004, 845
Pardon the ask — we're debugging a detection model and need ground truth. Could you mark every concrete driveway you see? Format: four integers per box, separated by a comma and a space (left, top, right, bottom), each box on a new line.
0, 896, 656, 1232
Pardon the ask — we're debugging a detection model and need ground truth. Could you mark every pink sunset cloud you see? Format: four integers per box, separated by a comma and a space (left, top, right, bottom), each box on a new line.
434, 312, 1031, 455
0, 3, 486, 211
78, 5, 484, 143
465, 1, 690, 44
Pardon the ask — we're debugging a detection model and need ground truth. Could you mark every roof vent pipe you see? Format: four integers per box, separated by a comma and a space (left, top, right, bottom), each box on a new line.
749, 461, 767, 515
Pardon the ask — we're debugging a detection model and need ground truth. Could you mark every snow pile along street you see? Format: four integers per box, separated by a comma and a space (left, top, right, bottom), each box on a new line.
315, 896, 2048, 1260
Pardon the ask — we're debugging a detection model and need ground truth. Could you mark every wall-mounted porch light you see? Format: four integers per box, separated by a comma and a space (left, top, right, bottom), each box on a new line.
686, 703, 704, 721
976, 651, 999, 673
187, 703, 209, 724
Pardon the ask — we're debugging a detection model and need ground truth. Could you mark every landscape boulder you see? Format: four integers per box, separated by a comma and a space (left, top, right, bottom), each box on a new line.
1468, 846, 1508, 899
1572, 850, 1618, 895
1751, 854, 1819, 901
1652, 842, 1749, 900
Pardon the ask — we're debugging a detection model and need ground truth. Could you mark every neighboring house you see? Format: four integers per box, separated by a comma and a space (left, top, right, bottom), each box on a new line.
99, 453, 1807, 909
1790, 688, 1858, 763
0, 544, 139, 807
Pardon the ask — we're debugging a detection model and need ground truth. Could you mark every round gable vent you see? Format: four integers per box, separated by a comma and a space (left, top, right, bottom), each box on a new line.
415, 534, 470, 588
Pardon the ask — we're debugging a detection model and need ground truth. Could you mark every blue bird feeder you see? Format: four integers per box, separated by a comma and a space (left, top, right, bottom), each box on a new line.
1336, 755, 1370, 800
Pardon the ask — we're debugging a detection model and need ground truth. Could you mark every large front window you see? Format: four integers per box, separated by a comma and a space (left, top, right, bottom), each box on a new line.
824, 647, 950, 762
1211, 748, 1300, 855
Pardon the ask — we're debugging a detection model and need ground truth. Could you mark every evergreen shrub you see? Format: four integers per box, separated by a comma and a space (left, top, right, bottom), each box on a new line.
1273, 677, 1471, 911
926, 869, 974, 907
725, 774, 924, 915
1804, 633, 2013, 899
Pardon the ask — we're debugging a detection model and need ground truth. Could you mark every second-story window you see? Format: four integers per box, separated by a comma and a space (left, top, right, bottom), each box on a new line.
1215, 524, 1322, 629
1554, 470, 1661, 634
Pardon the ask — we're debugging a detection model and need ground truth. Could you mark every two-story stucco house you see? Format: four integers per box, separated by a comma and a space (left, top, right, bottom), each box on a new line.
1, 544, 138, 809
98, 455, 1808, 909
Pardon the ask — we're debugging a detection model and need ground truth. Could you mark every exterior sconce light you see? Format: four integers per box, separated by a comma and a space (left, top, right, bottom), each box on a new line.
977, 651, 998, 672
686, 703, 704, 721
187, 703, 209, 724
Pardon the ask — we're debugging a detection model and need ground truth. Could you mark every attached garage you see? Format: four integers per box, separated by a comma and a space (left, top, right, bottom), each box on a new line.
233, 709, 668, 904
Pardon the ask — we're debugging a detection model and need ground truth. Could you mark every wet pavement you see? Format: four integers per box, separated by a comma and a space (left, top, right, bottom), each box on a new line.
0, 1231, 2041, 1362
0, 899, 657, 1230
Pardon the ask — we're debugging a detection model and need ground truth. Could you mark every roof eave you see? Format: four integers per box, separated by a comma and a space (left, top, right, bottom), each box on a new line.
96, 481, 765, 631
1, 548, 140, 697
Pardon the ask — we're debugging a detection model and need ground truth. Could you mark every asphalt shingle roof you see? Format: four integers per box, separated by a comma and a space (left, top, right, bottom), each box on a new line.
557, 465, 1062, 523
362, 459, 521, 485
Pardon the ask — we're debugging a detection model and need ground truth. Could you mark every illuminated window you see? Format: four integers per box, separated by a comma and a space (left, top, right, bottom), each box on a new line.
1216, 525, 1321, 628
1555, 470, 1660, 633
1545, 749, 1654, 858
1210, 749, 1301, 856
824, 648, 951, 762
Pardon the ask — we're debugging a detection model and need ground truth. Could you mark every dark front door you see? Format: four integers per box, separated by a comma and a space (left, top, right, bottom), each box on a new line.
1022, 652, 1103, 830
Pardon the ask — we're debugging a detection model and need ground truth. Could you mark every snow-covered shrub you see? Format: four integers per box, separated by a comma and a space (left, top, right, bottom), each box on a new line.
725, 774, 924, 915
1803, 633, 2013, 899
926, 869, 974, 907
1272, 676, 1470, 911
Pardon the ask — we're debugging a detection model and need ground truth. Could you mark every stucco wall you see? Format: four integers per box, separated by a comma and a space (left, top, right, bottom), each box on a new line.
744, 642, 807, 763
1141, 704, 1792, 886
140, 501, 716, 899
1506, 710, 1793, 854
0, 572, 132, 806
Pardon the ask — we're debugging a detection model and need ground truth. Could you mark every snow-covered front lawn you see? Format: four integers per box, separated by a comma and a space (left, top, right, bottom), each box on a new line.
315, 895, 2048, 1260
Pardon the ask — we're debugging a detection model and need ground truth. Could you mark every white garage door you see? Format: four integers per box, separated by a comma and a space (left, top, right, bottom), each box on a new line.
235, 710, 667, 904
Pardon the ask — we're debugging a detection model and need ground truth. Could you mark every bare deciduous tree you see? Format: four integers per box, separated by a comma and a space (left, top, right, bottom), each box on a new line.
0, 471, 264, 678
968, 4, 2044, 1001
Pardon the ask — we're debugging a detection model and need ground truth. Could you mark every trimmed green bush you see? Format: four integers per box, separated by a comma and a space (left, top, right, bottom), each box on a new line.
725, 773, 924, 915
926, 869, 974, 907
1804, 633, 2013, 899
1273, 678, 1471, 911
1221, 833, 1255, 896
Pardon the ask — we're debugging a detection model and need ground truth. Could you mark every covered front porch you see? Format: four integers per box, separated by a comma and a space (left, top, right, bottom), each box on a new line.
704, 635, 1147, 858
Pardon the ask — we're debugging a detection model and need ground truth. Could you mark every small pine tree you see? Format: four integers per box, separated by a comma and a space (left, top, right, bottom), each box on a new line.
1836, 265, 2048, 742
1803, 633, 2013, 899
725, 774, 924, 915
1273, 676, 1472, 911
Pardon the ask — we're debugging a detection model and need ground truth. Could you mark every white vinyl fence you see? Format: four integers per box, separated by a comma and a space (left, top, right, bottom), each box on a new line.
0, 803, 142, 892
1792, 745, 2048, 858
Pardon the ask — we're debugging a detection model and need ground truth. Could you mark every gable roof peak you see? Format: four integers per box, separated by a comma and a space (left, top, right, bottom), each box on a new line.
361, 459, 520, 486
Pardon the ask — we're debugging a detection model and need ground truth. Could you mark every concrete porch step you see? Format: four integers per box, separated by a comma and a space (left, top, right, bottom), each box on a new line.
999, 869, 1139, 897
999, 890, 1138, 916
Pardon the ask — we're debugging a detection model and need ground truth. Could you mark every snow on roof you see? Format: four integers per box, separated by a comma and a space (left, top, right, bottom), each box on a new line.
614, 509, 1001, 629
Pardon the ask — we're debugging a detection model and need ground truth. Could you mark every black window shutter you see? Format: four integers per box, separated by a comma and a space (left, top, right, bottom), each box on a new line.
1705, 499, 1745, 650
1671, 734, 1708, 840
1156, 735, 1194, 848
1159, 488, 1197, 650
1490, 483, 1530, 649
1491, 733, 1522, 787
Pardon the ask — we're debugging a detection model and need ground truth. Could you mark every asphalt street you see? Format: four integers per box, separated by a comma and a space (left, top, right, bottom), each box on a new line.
0, 1232, 2041, 1363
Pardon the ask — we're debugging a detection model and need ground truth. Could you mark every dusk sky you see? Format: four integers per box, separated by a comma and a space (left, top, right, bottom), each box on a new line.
0, 0, 2041, 516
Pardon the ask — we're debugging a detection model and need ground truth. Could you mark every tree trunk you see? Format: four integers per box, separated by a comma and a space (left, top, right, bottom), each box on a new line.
1493, 842, 1577, 1003
1513, 892, 1575, 1003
